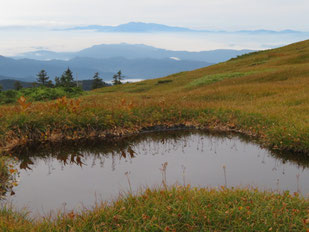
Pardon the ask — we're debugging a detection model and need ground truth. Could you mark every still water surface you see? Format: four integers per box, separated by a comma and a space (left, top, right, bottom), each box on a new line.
4, 131, 309, 215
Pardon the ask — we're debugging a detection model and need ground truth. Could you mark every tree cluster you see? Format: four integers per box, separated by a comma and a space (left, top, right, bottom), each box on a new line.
54, 68, 76, 88
92, 72, 106, 90
112, 70, 124, 85
4, 68, 124, 91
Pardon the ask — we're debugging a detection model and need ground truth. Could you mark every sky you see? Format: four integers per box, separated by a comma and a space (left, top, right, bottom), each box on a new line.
0, 0, 309, 30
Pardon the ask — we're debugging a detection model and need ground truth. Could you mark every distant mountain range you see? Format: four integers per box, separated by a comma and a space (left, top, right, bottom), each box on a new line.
14, 43, 254, 63
64, 22, 194, 33
0, 55, 212, 82
0, 74, 28, 82
62, 22, 305, 34
0, 77, 105, 91
0, 78, 33, 90
0, 43, 255, 90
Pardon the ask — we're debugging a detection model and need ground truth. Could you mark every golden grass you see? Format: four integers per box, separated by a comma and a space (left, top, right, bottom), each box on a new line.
1, 186, 308, 231
0, 40, 309, 155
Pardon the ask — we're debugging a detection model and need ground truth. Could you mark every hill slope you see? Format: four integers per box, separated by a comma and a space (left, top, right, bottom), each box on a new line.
0, 40, 309, 154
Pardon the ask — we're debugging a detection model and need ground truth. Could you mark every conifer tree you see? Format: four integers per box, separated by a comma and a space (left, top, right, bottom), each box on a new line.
36, 70, 49, 86
54, 76, 61, 87
112, 70, 124, 85
14, 81, 23, 90
46, 80, 54, 88
59, 68, 75, 87
91, 72, 105, 90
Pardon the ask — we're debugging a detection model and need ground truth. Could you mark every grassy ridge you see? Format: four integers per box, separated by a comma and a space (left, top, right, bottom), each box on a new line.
0, 40, 309, 154
1, 186, 308, 231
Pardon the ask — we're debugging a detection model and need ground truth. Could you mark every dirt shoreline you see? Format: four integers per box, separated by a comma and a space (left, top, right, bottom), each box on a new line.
2, 123, 308, 157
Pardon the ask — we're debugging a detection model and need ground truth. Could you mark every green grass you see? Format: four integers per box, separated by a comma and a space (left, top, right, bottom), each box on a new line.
0, 86, 83, 105
187, 72, 250, 87
0, 186, 308, 231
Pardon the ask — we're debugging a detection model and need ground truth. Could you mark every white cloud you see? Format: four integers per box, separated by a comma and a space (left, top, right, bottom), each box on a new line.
170, 57, 181, 61
0, 0, 308, 30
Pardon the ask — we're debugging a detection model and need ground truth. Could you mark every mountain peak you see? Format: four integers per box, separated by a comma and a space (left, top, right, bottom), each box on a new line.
62, 22, 306, 34
65, 22, 193, 33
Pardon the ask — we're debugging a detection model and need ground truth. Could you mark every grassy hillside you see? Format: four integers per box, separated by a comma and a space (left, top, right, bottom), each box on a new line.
0, 40, 309, 231
1, 39, 308, 155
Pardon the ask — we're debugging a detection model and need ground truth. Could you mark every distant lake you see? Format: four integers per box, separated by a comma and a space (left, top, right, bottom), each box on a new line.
1, 28, 309, 56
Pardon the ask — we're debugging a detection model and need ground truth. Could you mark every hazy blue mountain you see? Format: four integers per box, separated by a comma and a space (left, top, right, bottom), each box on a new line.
0, 78, 108, 91
61, 22, 305, 34
0, 74, 19, 81
0, 75, 34, 90
76, 44, 254, 63
5, 43, 255, 83
64, 22, 194, 33
0, 79, 33, 90
70, 56, 211, 78
0, 56, 115, 81
14, 43, 254, 63
0, 55, 212, 81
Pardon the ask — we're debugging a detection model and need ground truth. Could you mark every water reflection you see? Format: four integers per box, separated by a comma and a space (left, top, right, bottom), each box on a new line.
15, 131, 309, 172
3, 130, 309, 215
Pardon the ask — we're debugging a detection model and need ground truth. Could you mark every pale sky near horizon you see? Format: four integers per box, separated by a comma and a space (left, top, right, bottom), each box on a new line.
0, 0, 308, 30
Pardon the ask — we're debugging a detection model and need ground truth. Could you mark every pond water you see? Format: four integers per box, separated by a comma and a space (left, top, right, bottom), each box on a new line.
3, 130, 309, 216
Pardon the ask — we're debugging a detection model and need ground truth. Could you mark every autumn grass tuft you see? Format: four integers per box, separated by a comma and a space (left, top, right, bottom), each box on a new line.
0, 186, 308, 232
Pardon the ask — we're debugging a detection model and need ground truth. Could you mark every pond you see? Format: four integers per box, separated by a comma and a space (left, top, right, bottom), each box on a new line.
2, 130, 309, 216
